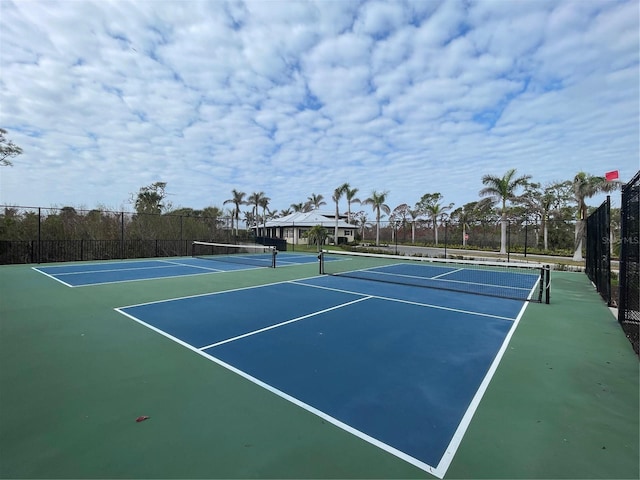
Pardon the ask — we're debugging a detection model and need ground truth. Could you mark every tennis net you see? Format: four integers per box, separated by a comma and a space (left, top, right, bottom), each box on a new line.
192, 241, 276, 268
319, 250, 550, 303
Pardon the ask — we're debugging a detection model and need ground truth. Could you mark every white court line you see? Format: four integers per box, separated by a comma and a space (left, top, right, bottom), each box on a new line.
31, 267, 75, 287
431, 267, 463, 279
157, 259, 225, 272
277, 258, 318, 266
114, 298, 439, 477
433, 297, 531, 477
30, 258, 167, 269
198, 296, 372, 350
355, 267, 534, 292
46, 263, 198, 277
34, 263, 263, 288
116, 274, 325, 309
114, 276, 539, 478
289, 280, 516, 322
278, 254, 317, 259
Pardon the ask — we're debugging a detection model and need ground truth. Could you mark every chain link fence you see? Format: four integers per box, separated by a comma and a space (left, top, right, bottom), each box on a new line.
352, 217, 577, 258
618, 171, 639, 354
586, 197, 611, 305
0, 206, 237, 264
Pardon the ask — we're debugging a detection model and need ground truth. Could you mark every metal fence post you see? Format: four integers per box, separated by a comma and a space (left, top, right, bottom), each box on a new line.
38, 207, 41, 264
120, 212, 125, 259
444, 221, 448, 258
507, 220, 511, 262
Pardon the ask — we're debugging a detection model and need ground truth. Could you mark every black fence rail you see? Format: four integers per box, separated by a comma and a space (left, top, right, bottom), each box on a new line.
0, 239, 202, 264
0, 205, 245, 265
586, 197, 611, 305
354, 217, 578, 258
618, 171, 639, 354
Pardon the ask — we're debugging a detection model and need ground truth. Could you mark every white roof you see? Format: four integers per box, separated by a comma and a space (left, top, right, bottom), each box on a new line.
264, 210, 352, 228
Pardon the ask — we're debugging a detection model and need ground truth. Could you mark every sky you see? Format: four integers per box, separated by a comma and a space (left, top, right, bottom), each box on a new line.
1, 0, 638, 216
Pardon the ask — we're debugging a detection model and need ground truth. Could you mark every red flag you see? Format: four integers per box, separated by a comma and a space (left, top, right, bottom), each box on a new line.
605, 170, 619, 181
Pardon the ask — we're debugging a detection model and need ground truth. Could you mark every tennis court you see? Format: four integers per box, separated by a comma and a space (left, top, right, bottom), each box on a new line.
1, 247, 638, 479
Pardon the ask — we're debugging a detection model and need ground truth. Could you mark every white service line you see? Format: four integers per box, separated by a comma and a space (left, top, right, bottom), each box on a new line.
198, 296, 372, 350
289, 280, 516, 321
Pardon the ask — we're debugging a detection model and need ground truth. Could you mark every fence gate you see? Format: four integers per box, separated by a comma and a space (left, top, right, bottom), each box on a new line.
586, 196, 611, 305
618, 171, 639, 354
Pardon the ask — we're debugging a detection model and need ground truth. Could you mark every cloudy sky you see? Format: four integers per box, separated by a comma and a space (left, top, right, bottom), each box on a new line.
1, 0, 638, 215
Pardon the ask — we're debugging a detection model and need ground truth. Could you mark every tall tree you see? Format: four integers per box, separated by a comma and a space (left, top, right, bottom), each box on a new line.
363, 190, 391, 246
451, 199, 487, 247
520, 181, 573, 250
408, 207, 421, 244
344, 185, 360, 224
133, 182, 169, 215
0, 128, 23, 166
352, 211, 370, 242
290, 202, 305, 212
391, 203, 411, 242
305, 225, 328, 252
202, 206, 223, 219
258, 195, 271, 237
416, 193, 453, 246
223, 189, 246, 237
479, 169, 531, 254
571, 172, 621, 261
332, 183, 349, 245
242, 210, 254, 230
306, 193, 326, 211
246, 191, 266, 233
246, 192, 263, 221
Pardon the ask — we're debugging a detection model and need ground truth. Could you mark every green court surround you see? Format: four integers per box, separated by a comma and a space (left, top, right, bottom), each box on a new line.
0, 260, 638, 479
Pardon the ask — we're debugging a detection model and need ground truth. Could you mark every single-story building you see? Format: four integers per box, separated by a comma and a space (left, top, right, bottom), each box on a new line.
255, 210, 356, 245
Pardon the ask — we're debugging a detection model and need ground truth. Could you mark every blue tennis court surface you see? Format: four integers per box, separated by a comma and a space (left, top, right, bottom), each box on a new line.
32, 253, 317, 287
32, 258, 258, 286
116, 274, 531, 477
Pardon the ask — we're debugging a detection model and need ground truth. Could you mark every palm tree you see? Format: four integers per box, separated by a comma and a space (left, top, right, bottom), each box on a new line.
133, 182, 168, 215
571, 172, 621, 261
242, 210, 254, 230
332, 183, 349, 244
352, 211, 370, 242
223, 207, 235, 233
223, 189, 246, 238
246, 191, 266, 235
451, 202, 478, 248
344, 185, 360, 223
306, 193, 326, 211
363, 190, 391, 246
417, 193, 453, 246
520, 181, 573, 251
409, 207, 421, 244
426, 202, 454, 245
278, 208, 292, 217
305, 225, 328, 252
479, 169, 531, 254
290, 202, 305, 212
258, 195, 271, 238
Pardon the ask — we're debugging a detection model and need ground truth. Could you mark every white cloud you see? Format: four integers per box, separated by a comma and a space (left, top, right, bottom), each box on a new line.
0, 0, 637, 215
